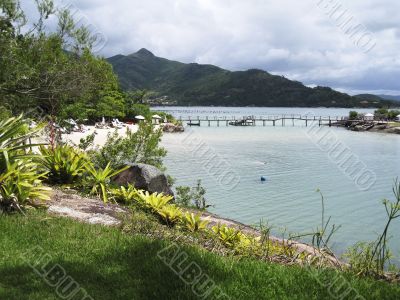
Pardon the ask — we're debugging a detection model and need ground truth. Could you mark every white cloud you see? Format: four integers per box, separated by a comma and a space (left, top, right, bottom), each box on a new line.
20, 0, 400, 95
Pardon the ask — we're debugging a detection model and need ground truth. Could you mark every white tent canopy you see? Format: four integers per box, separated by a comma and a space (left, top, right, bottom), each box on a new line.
152, 114, 162, 119
365, 113, 374, 117
135, 115, 145, 120
396, 114, 400, 120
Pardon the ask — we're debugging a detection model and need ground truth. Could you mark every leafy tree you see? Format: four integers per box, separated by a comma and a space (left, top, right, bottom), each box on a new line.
126, 104, 152, 120
349, 111, 358, 120
0, 0, 124, 121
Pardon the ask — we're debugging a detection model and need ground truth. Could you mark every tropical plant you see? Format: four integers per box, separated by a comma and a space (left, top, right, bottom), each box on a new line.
182, 212, 210, 232
39, 144, 88, 185
0, 154, 51, 213
212, 224, 243, 249
111, 184, 141, 205
0, 116, 50, 213
136, 190, 174, 211
0, 116, 39, 164
85, 162, 129, 203
156, 205, 182, 227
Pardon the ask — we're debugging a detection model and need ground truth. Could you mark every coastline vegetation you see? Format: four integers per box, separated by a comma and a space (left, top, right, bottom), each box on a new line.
349, 108, 400, 120
1, 113, 399, 286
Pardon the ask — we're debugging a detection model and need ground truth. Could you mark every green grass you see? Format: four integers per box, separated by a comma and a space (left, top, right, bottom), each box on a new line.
0, 212, 399, 300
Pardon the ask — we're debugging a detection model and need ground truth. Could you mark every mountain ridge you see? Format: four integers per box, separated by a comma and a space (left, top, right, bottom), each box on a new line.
108, 49, 394, 108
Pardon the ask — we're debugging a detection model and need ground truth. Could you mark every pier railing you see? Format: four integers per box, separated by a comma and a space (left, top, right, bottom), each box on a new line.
182, 115, 348, 127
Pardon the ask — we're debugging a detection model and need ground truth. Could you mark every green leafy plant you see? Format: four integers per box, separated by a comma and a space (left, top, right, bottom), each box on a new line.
78, 132, 95, 151
0, 115, 41, 168
349, 111, 358, 120
0, 116, 50, 213
156, 205, 183, 227
85, 162, 129, 203
39, 144, 88, 185
136, 190, 174, 211
175, 180, 212, 210
111, 184, 141, 204
212, 224, 243, 249
0, 155, 51, 213
182, 212, 210, 232
91, 123, 167, 170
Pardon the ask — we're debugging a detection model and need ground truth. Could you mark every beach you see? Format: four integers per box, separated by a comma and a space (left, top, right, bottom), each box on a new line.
62, 124, 139, 147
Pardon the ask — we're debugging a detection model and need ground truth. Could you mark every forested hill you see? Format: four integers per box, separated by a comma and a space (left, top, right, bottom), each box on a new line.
107, 49, 394, 108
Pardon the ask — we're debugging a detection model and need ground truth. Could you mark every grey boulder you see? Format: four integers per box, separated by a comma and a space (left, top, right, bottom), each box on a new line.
112, 163, 174, 196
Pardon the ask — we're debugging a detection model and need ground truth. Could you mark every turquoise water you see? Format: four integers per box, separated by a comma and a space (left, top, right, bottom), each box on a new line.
156, 107, 400, 259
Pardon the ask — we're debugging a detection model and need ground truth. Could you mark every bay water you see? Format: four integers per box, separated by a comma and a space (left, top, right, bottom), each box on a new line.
155, 107, 400, 259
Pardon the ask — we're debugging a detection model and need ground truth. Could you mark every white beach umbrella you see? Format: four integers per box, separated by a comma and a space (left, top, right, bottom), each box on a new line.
135, 115, 145, 120
152, 114, 162, 119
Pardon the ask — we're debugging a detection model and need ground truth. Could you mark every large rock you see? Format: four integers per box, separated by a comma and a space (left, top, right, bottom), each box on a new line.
112, 163, 174, 196
162, 123, 184, 133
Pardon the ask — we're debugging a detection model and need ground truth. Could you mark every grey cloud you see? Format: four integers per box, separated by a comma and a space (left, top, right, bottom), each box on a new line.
19, 0, 400, 95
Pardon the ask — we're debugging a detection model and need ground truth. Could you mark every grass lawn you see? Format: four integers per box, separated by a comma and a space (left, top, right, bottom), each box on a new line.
0, 212, 399, 300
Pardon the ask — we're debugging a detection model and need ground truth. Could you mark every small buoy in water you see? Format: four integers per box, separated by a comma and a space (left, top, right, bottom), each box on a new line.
261, 176, 267, 182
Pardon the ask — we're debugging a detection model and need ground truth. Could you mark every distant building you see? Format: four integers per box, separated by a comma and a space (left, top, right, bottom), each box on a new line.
364, 113, 374, 121
396, 114, 400, 121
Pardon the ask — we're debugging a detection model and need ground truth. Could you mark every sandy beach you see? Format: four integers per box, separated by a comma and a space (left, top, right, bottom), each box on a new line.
62, 124, 139, 147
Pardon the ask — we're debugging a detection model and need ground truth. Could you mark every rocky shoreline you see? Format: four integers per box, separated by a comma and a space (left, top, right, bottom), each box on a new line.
334, 121, 400, 134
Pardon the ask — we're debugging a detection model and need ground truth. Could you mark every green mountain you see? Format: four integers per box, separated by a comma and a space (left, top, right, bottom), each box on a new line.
377, 94, 400, 102
108, 49, 394, 108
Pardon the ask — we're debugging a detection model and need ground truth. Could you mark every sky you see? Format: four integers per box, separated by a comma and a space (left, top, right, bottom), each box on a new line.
21, 0, 400, 95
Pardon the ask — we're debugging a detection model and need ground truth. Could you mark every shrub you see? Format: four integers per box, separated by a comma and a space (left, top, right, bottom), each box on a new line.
91, 123, 167, 170
349, 111, 358, 119
182, 212, 210, 232
0, 116, 50, 213
39, 145, 88, 185
0, 115, 37, 164
85, 162, 129, 203
136, 190, 174, 211
0, 106, 12, 121
156, 205, 183, 227
111, 184, 141, 205
212, 224, 243, 249
175, 186, 191, 207
77, 133, 96, 151
0, 158, 51, 213
175, 180, 212, 210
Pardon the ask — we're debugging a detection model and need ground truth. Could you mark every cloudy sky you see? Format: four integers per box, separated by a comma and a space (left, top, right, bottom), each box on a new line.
21, 0, 400, 95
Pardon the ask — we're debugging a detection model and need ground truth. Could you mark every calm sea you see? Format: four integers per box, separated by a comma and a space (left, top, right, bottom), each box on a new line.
155, 107, 400, 259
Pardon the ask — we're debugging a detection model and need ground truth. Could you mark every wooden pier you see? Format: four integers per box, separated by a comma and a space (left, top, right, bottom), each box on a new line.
178, 115, 349, 127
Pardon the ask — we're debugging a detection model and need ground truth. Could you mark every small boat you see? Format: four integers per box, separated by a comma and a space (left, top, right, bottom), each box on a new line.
187, 121, 200, 126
